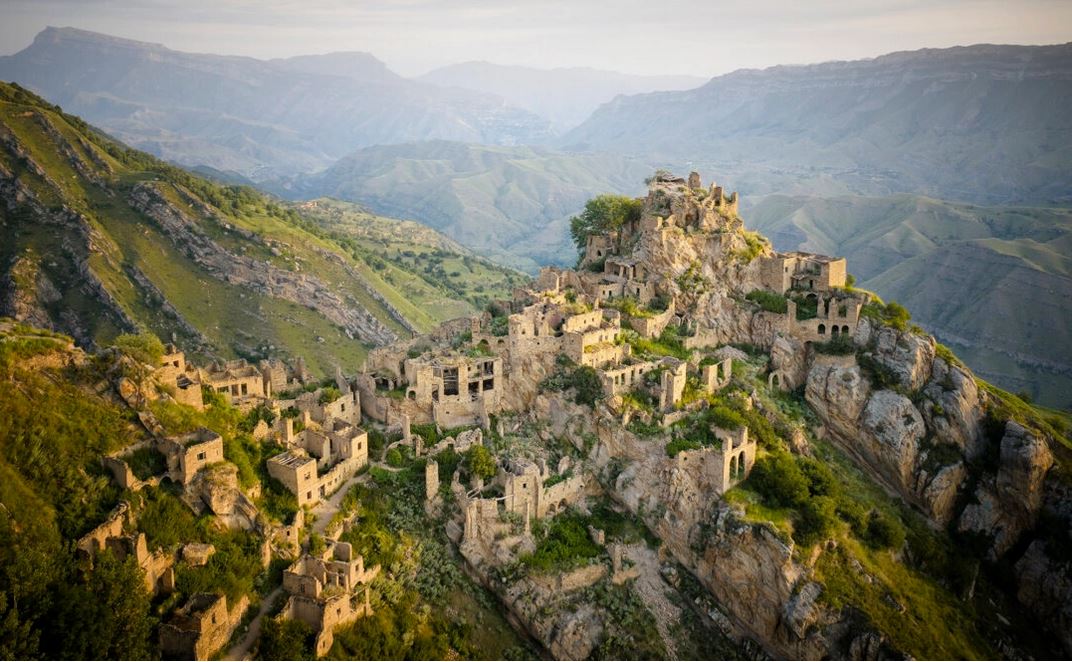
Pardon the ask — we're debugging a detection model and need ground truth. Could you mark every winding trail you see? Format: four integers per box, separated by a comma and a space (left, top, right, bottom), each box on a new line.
223, 586, 283, 661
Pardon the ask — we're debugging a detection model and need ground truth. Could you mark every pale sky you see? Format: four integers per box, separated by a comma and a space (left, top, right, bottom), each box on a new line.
1, 0, 1070, 77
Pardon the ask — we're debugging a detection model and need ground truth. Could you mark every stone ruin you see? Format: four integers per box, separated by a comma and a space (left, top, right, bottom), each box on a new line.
280, 539, 380, 657
159, 592, 249, 660
76, 501, 175, 596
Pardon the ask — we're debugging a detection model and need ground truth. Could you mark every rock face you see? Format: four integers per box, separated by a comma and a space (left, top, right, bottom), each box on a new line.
869, 326, 936, 392
921, 358, 984, 460
959, 422, 1054, 558
1015, 540, 1072, 653
184, 464, 259, 530
859, 390, 926, 489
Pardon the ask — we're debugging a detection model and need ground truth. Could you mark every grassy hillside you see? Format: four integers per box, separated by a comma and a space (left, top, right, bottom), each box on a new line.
0, 82, 524, 378
277, 141, 653, 272
747, 193, 1072, 409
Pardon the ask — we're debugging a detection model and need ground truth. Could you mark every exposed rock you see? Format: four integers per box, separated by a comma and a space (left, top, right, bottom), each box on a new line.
922, 358, 984, 460
959, 421, 1054, 558
1014, 539, 1072, 654
869, 326, 936, 391
770, 335, 808, 388
182, 542, 216, 567
859, 390, 926, 490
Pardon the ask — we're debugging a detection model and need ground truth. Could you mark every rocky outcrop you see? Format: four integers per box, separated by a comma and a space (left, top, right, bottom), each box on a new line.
183, 464, 260, 531
1014, 539, 1072, 654
868, 326, 936, 392
921, 357, 984, 460
128, 182, 397, 346
959, 421, 1054, 558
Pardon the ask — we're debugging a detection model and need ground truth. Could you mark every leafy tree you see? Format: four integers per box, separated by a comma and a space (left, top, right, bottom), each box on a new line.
570, 365, 604, 406
259, 616, 314, 660
466, 445, 497, 480
50, 551, 154, 660
113, 331, 165, 366
747, 452, 809, 508
569, 194, 643, 251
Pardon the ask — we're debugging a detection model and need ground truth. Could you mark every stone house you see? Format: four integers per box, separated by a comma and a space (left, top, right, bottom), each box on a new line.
281, 540, 380, 657
268, 422, 368, 507
159, 593, 249, 660
156, 346, 204, 410
199, 359, 268, 407
759, 251, 847, 294
674, 425, 757, 496
599, 356, 686, 411
787, 293, 862, 343
158, 428, 225, 485
76, 502, 176, 595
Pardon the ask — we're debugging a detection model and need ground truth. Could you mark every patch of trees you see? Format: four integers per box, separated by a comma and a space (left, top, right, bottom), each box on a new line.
569, 194, 643, 252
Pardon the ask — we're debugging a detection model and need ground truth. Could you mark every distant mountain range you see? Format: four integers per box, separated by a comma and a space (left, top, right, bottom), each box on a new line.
0, 82, 525, 376
269, 140, 653, 271
0, 27, 554, 178
419, 62, 705, 131
747, 194, 1072, 408
564, 44, 1072, 206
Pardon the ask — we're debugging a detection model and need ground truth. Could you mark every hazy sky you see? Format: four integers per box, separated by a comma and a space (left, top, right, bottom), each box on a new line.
1, 0, 1070, 77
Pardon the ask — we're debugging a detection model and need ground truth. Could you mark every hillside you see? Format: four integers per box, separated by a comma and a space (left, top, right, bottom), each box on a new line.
419, 62, 705, 131
747, 194, 1072, 408
275, 141, 653, 271
1, 174, 1070, 661
563, 44, 1072, 206
0, 27, 553, 178
0, 82, 525, 377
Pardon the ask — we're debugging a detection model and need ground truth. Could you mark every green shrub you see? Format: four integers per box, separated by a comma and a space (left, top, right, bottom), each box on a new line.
466, 445, 497, 480
747, 452, 810, 508
794, 495, 839, 546
521, 512, 603, 572
385, 448, 404, 467
113, 331, 165, 366
866, 511, 906, 550
665, 438, 702, 457
745, 289, 788, 314
259, 616, 314, 660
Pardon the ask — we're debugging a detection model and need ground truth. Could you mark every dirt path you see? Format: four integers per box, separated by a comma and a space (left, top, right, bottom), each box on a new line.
623, 543, 684, 660
224, 586, 283, 661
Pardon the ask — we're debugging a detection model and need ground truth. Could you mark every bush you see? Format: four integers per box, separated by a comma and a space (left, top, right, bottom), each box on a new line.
745, 289, 788, 314
259, 616, 314, 660
747, 452, 809, 508
466, 445, 497, 480
385, 448, 404, 467
113, 332, 165, 366
521, 512, 603, 572
794, 496, 839, 546
665, 438, 702, 457
866, 511, 906, 550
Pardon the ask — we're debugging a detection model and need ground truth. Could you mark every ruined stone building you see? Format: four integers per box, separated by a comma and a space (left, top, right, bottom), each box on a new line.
76, 502, 175, 595
267, 387, 368, 506
281, 540, 380, 657
787, 292, 863, 342
673, 425, 757, 497
157, 346, 204, 410
157, 428, 225, 486
759, 251, 848, 294
199, 359, 268, 407
159, 593, 249, 661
